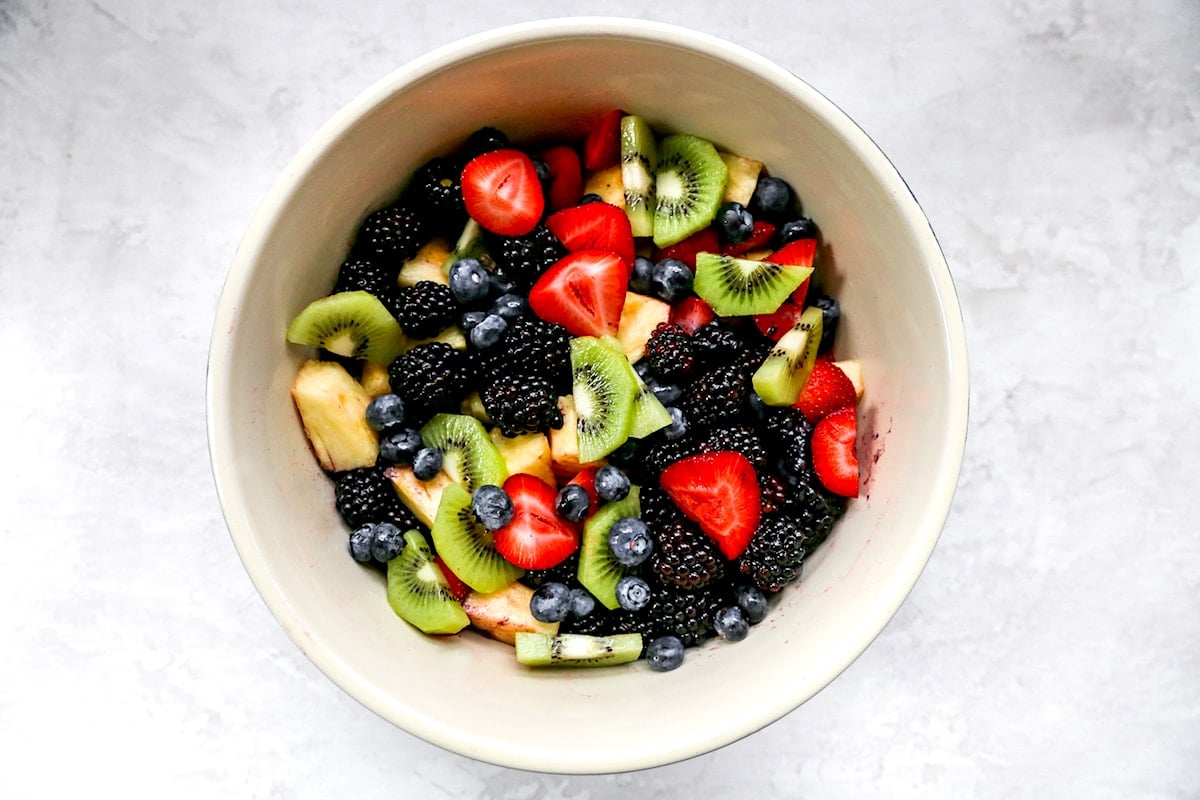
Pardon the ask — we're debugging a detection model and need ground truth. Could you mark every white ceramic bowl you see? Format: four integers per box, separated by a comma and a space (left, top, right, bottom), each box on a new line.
208, 18, 968, 773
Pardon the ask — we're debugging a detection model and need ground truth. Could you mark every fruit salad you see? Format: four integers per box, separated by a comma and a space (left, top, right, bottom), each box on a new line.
285, 112, 863, 672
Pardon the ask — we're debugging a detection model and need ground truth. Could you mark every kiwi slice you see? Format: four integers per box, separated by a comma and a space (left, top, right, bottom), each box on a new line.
286, 290, 407, 364
597, 335, 670, 439
578, 487, 641, 609
652, 134, 729, 248
752, 306, 824, 406
693, 253, 813, 317
570, 337, 637, 463
431, 481, 524, 593
620, 114, 658, 237
419, 413, 507, 493
515, 632, 643, 667
386, 529, 471, 635
440, 218, 496, 276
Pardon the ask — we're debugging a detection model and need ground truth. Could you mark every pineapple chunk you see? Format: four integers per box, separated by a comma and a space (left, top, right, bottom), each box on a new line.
833, 359, 864, 400
583, 165, 625, 208
360, 361, 392, 397
409, 325, 467, 351
462, 582, 559, 645
490, 429, 555, 487
385, 465, 453, 528
291, 360, 378, 471
398, 238, 453, 287
616, 292, 671, 363
460, 391, 492, 424
719, 152, 764, 206
549, 395, 587, 479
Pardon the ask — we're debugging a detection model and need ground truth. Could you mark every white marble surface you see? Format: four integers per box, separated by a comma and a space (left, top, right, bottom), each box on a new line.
2, 0, 1197, 797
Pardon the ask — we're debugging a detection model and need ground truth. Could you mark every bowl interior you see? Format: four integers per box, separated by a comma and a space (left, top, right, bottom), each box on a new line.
209, 19, 967, 773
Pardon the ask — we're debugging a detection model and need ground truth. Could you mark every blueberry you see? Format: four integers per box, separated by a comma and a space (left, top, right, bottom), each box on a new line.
615, 575, 651, 612
489, 268, 517, 295
469, 313, 508, 349
378, 427, 424, 465
749, 176, 794, 222
579, 193, 604, 204
461, 310, 488, 332
811, 293, 840, 352
568, 587, 596, 619
663, 406, 688, 441
630, 256, 656, 294
370, 522, 405, 562
471, 484, 514, 531
348, 523, 375, 563
713, 606, 749, 641
594, 465, 629, 502
650, 381, 682, 406
634, 360, 656, 381
530, 582, 572, 623
608, 517, 653, 567
412, 447, 443, 480
778, 217, 819, 245
736, 585, 769, 625
448, 258, 490, 304
645, 635, 685, 672
555, 483, 590, 522
606, 438, 640, 467
651, 258, 693, 303
492, 293, 528, 320
532, 157, 551, 183
717, 201, 755, 244
365, 393, 406, 432
747, 391, 766, 421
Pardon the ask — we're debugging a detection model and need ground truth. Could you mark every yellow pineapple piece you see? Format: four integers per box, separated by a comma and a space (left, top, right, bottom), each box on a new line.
583, 165, 625, 208
385, 465, 453, 528
616, 292, 671, 363
462, 582, 559, 645
397, 238, 453, 287
291, 360, 379, 471
719, 152, 764, 205
490, 429, 555, 486
360, 361, 392, 397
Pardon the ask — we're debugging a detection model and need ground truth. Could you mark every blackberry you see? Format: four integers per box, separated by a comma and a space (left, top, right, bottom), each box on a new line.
759, 472, 790, 515
404, 157, 467, 235
334, 467, 420, 531
354, 205, 428, 265
563, 603, 642, 638
472, 316, 572, 394
735, 333, 774, 378
387, 342, 469, 418
642, 323, 697, 382
481, 374, 564, 437
487, 225, 566, 291
764, 406, 814, 480
637, 484, 682, 527
640, 578, 735, 647
521, 552, 580, 589
651, 520, 727, 590
680, 364, 748, 431
697, 424, 768, 472
736, 514, 808, 593
788, 478, 846, 548
331, 256, 398, 301
389, 281, 457, 339
640, 434, 701, 479
690, 322, 742, 366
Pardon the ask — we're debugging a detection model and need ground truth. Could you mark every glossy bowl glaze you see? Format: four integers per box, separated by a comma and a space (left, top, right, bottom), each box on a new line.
207, 17, 968, 773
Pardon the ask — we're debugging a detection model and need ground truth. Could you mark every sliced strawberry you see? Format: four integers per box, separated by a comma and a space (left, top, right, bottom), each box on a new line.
654, 227, 720, 270
434, 555, 471, 602
492, 473, 580, 570
565, 466, 600, 520
546, 202, 635, 267
539, 145, 583, 211
669, 296, 716, 334
583, 108, 623, 171
812, 407, 859, 497
659, 451, 762, 560
461, 149, 545, 236
721, 220, 776, 256
795, 360, 857, 423
752, 299, 805, 341
528, 248, 628, 337
770, 237, 817, 306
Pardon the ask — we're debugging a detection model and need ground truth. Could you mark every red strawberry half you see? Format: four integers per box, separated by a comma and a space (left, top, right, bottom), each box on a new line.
492, 473, 580, 570
751, 238, 819, 338
659, 451, 762, 560
546, 202, 635, 267
812, 407, 859, 497
654, 227, 720, 270
752, 299, 805, 341
539, 145, 583, 211
583, 108, 623, 171
528, 248, 628, 337
461, 149, 545, 236
795, 360, 857, 423
434, 555, 471, 602
669, 296, 716, 334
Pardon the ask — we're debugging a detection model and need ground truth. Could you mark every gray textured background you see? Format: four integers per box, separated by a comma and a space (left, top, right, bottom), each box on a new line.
2, 1, 1197, 797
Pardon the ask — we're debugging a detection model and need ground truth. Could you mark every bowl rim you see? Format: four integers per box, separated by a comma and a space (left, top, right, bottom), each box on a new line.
207, 15, 970, 773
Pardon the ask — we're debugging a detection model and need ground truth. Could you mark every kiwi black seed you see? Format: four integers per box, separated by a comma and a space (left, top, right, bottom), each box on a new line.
569, 337, 637, 463
285, 290, 408, 364
386, 529, 470, 634
430, 482, 524, 593
652, 133, 729, 248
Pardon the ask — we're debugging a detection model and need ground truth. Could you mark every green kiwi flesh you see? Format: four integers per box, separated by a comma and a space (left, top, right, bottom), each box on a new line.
578, 487, 641, 609
441, 218, 495, 276
752, 306, 824, 406
620, 114, 658, 237
570, 336, 637, 463
515, 632, 643, 667
286, 290, 407, 364
598, 335, 670, 439
430, 481, 524, 593
652, 134, 729, 248
386, 529, 471, 634
419, 413, 507, 493
693, 253, 812, 317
